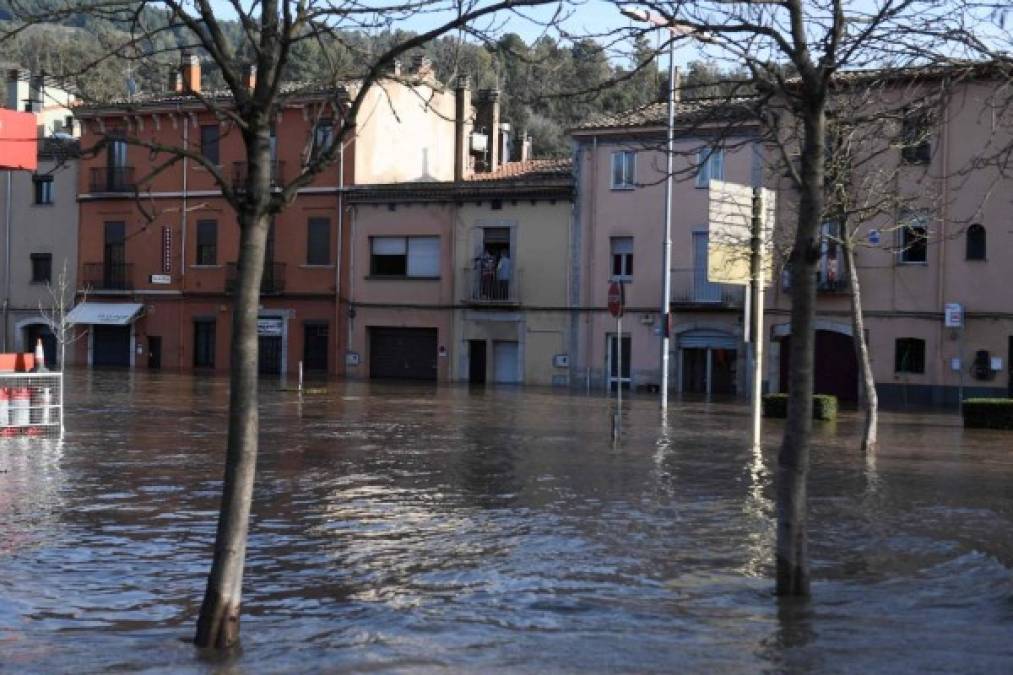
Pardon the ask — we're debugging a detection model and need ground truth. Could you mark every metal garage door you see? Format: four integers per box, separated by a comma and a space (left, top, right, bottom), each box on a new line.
369, 327, 438, 380
93, 325, 131, 367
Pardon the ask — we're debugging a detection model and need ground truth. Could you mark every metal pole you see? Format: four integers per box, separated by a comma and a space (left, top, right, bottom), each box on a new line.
615, 313, 623, 442
750, 188, 765, 452
660, 39, 676, 409
3, 171, 12, 352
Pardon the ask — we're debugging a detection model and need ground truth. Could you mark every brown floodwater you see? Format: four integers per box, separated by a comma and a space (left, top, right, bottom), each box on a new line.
0, 370, 1011, 673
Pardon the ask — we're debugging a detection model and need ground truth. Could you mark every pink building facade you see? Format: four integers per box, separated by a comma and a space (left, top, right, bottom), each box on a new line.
573, 71, 1013, 406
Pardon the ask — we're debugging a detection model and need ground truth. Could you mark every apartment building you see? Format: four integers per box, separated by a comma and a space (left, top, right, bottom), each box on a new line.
1, 70, 79, 367
571, 65, 1013, 406
571, 98, 761, 394
344, 87, 574, 385
69, 54, 473, 374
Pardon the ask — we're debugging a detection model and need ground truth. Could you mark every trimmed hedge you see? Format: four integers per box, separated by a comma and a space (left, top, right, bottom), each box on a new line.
762, 393, 838, 421
962, 398, 1013, 429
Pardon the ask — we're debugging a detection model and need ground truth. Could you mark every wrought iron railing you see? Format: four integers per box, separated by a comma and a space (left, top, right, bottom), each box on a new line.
89, 166, 135, 192
82, 262, 133, 290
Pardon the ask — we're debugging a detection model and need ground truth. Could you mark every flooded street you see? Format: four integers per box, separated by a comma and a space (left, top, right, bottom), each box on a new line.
1, 370, 1011, 673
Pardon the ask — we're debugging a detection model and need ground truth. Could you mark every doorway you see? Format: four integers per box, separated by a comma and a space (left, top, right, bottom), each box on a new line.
681, 347, 737, 395
469, 340, 487, 384
25, 324, 57, 368
92, 325, 131, 367
148, 336, 162, 369
1008, 336, 1012, 397
779, 330, 858, 402
303, 322, 328, 372
607, 334, 631, 391
493, 341, 520, 384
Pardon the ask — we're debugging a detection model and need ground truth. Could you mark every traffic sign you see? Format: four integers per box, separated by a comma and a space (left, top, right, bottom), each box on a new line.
608, 281, 624, 318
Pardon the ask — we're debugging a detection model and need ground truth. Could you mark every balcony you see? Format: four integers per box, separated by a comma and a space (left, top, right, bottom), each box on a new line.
781, 264, 851, 294
89, 166, 135, 193
670, 268, 745, 307
226, 262, 286, 295
231, 161, 285, 191
467, 267, 519, 305
82, 262, 133, 290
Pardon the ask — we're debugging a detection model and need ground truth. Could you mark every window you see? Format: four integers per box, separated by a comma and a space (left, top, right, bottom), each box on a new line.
313, 119, 334, 159
696, 147, 725, 188
31, 253, 52, 284
966, 223, 986, 261
196, 220, 217, 265
370, 236, 440, 278
899, 212, 928, 263
32, 175, 54, 204
610, 150, 636, 189
900, 110, 931, 164
200, 124, 220, 165
193, 319, 216, 368
895, 338, 925, 374
307, 217, 331, 265
611, 236, 633, 279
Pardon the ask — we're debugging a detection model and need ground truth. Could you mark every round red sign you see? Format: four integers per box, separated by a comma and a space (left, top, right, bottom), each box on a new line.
608, 281, 624, 318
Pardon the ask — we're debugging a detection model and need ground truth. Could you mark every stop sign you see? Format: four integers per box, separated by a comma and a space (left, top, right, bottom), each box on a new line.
608, 281, 624, 318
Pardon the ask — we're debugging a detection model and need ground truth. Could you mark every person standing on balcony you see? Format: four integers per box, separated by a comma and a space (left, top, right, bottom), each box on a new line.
479, 248, 496, 299
496, 251, 512, 300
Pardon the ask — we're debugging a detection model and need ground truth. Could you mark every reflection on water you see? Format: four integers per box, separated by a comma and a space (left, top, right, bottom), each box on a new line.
1, 370, 1011, 672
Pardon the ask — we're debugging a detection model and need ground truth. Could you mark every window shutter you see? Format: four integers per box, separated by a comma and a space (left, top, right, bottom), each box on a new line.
408, 237, 440, 277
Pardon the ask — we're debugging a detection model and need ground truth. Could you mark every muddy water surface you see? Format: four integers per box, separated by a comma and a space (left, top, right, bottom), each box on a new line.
1, 370, 1011, 673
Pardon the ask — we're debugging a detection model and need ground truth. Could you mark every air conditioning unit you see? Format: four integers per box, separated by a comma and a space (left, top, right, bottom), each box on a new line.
640, 313, 655, 325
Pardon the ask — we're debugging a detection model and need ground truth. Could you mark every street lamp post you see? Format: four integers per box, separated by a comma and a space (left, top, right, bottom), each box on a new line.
620, 7, 707, 409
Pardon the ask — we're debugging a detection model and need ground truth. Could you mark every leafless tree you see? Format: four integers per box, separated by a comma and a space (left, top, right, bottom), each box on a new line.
3, 0, 579, 649
38, 259, 88, 370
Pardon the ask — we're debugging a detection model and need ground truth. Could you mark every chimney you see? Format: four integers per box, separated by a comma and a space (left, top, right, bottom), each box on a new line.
520, 134, 532, 163
242, 64, 257, 90
412, 55, 434, 79
673, 65, 682, 104
476, 88, 501, 173
454, 75, 471, 181
180, 50, 201, 94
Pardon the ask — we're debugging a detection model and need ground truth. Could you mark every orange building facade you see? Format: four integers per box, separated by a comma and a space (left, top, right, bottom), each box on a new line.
71, 55, 507, 376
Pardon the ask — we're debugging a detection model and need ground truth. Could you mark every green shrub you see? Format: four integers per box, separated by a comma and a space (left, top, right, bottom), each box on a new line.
762, 393, 838, 421
962, 398, 1013, 429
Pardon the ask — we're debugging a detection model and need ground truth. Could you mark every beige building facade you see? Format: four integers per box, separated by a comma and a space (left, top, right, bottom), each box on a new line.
572, 68, 1013, 406
344, 160, 574, 385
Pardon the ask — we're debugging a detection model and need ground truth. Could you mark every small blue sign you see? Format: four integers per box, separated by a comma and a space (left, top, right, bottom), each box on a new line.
868, 229, 881, 245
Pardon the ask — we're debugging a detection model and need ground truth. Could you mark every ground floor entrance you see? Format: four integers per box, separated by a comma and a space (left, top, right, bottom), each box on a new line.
93, 325, 132, 368
681, 347, 737, 395
492, 340, 520, 384
779, 329, 859, 403
24, 323, 57, 369
677, 328, 738, 396
369, 327, 438, 380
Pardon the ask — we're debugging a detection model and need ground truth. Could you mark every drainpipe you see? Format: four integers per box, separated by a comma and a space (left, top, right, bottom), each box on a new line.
3, 170, 12, 352
180, 110, 189, 370
937, 86, 950, 394
335, 139, 346, 374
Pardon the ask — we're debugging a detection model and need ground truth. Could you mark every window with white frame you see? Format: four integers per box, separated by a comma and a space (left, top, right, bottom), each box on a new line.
610, 150, 636, 189
898, 211, 929, 264
696, 147, 725, 188
611, 236, 633, 280
370, 236, 440, 278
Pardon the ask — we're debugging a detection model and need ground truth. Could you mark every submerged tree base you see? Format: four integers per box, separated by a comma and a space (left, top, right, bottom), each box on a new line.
195, 594, 241, 649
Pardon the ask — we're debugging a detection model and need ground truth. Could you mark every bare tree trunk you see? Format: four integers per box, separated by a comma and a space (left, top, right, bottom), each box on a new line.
194, 206, 270, 648
776, 106, 826, 598
843, 238, 877, 451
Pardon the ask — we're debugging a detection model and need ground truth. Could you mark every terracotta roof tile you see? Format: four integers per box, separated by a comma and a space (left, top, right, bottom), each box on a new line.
464, 158, 572, 181
573, 97, 758, 133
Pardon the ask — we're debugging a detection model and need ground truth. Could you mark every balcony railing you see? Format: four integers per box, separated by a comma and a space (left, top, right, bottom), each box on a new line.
670, 268, 745, 307
468, 266, 519, 305
89, 166, 135, 193
781, 265, 851, 294
226, 262, 286, 295
82, 262, 133, 290
231, 161, 285, 191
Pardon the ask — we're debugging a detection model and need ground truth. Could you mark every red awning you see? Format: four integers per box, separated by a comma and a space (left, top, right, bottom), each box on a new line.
0, 109, 38, 171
